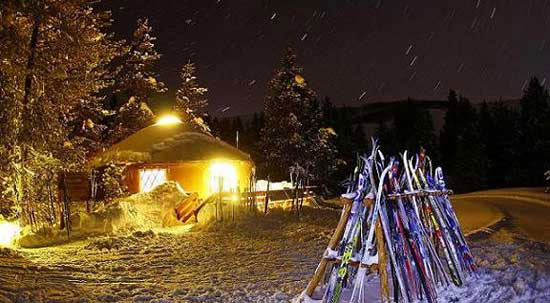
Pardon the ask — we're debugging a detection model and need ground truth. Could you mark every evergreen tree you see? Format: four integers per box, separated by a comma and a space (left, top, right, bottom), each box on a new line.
390, 99, 437, 157
487, 102, 520, 186
376, 120, 394, 152
66, 96, 110, 158
333, 107, 355, 160
174, 62, 208, 120
209, 117, 220, 137
261, 47, 334, 181
453, 117, 488, 192
321, 97, 337, 128
107, 18, 166, 144
113, 18, 166, 103
352, 124, 368, 154
518, 77, 549, 185
440, 90, 459, 172
442, 96, 487, 192
248, 113, 266, 175
0, 0, 119, 224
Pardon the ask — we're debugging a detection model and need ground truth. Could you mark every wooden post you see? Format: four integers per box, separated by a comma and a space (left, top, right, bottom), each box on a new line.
376, 216, 390, 302
218, 176, 224, 222
264, 176, 270, 215
305, 197, 353, 297
232, 188, 235, 223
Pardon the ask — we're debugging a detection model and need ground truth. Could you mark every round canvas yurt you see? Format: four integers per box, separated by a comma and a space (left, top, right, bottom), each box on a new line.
92, 117, 254, 199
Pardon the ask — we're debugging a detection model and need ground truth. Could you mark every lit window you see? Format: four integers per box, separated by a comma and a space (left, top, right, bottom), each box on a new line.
209, 161, 237, 193
139, 168, 167, 192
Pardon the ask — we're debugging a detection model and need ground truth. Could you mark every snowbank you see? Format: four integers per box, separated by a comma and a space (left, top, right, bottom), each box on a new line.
439, 233, 550, 303
256, 180, 294, 191
18, 181, 187, 248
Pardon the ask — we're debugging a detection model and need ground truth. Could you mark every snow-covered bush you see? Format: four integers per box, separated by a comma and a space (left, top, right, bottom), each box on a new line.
100, 162, 128, 200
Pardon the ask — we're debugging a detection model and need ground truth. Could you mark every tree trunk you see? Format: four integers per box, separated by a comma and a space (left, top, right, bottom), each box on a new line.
17, 13, 41, 214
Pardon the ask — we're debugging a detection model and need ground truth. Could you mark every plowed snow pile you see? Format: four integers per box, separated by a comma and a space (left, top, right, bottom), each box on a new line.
18, 182, 186, 248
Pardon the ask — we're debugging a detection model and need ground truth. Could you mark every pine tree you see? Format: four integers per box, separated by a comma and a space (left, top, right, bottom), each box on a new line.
113, 18, 166, 103
65, 96, 110, 158
174, 62, 209, 124
390, 99, 436, 157
261, 47, 334, 181
376, 120, 394, 152
517, 77, 550, 185
440, 90, 459, 172
321, 97, 336, 128
486, 102, 520, 187
453, 107, 488, 192
0, 0, 119, 224
442, 96, 487, 192
107, 18, 166, 144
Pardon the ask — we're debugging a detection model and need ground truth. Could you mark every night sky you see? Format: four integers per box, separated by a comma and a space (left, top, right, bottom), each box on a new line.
101, 0, 550, 116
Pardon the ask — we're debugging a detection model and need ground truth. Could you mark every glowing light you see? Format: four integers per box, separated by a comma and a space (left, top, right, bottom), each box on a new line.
0, 221, 21, 246
139, 168, 167, 192
209, 161, 238, 193
155, 115, 182, 126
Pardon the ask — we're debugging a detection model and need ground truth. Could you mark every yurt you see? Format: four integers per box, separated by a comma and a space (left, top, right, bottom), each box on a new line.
91, 116, 254, 199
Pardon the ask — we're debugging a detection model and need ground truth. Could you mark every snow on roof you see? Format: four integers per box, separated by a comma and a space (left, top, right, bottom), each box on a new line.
91, 122, 251, 167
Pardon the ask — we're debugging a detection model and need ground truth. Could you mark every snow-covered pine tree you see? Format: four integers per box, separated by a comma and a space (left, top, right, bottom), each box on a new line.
107, 18, 166, 144
261, 47, 336, 181
0, 0, 119, 225
174, 62, 210, 133
65, 96, 111, 158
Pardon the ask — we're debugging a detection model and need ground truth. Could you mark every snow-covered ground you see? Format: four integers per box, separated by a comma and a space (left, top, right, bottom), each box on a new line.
0, 209, 338, 303
0, 189, 549, 303
439, 230, 550, 303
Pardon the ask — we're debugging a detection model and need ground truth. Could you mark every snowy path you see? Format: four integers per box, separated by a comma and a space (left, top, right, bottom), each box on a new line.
453, 188, 550, 242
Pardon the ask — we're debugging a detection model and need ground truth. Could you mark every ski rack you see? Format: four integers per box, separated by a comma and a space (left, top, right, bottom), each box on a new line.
295, 144, 476, 303
386, 189, 453, 200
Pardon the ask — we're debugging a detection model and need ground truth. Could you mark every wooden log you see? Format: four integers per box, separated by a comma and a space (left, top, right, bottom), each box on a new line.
305, 197, 353, 296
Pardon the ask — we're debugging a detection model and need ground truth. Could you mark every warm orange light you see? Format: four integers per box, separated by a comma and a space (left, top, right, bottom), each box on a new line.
209, 161, 238, 193
0, 221, 21, 247
155, 115, 182, 126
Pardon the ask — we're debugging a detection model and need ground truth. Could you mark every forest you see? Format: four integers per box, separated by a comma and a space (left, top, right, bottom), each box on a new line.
212, 77, 550, 194
1, 0, 549, 231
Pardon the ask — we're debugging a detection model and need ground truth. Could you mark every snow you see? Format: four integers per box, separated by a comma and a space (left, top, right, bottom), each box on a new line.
0, 189, 549, 303
439, 231, 550, 303
92, 122, 250, 167
0, 208, 339, 303
256, 180, 294, 191
17, 182, 187, 248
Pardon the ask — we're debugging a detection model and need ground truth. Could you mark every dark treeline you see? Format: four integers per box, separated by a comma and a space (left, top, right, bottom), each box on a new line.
210, 77, 550, 194
208, 99, 367, 194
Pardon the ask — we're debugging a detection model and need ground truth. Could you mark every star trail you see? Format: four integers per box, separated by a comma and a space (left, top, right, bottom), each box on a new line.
101, 0, 550, 115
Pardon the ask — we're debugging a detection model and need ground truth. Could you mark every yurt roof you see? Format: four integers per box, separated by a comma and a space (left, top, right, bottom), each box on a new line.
91, 121, 251, 167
